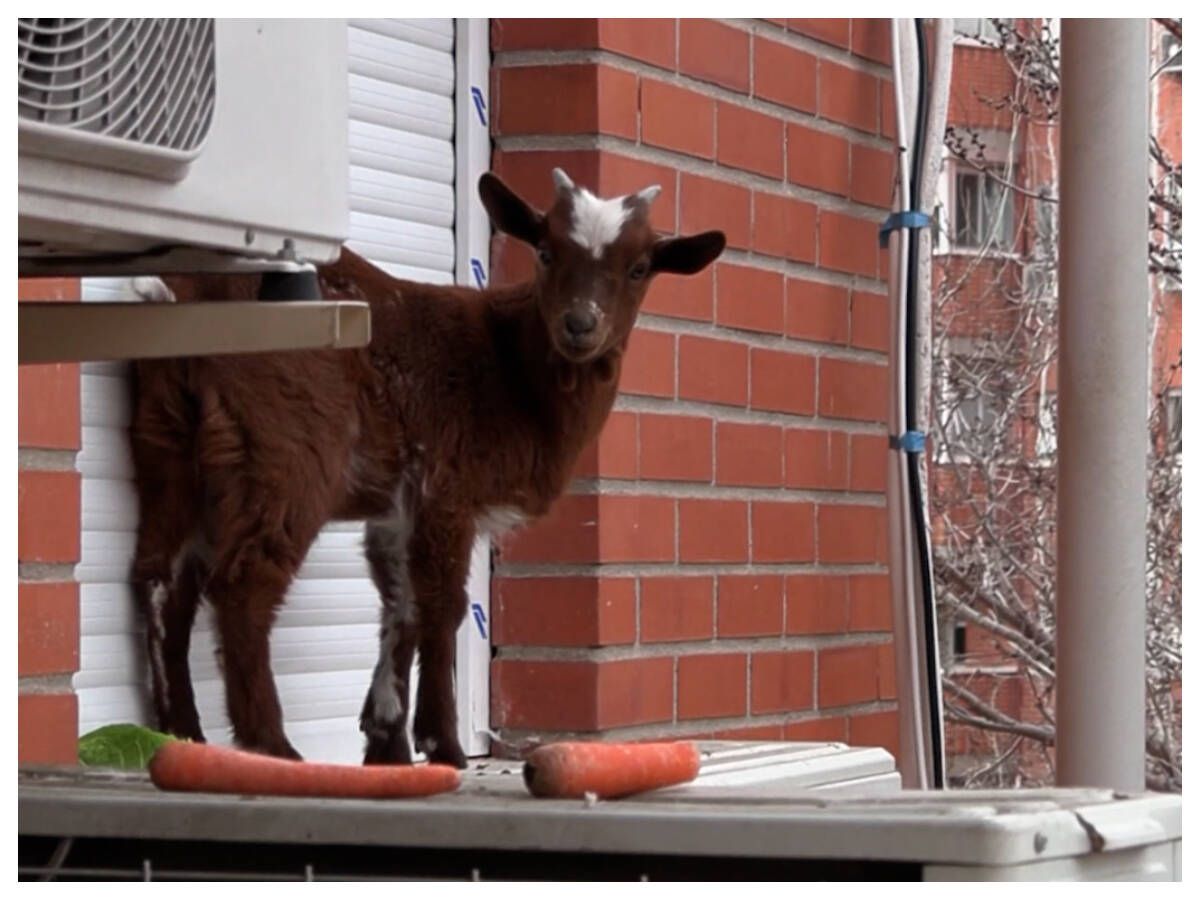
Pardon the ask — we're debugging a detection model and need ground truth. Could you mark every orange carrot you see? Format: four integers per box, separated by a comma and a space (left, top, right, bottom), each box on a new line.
148, 741, 461, 799
522, 741, 701, 799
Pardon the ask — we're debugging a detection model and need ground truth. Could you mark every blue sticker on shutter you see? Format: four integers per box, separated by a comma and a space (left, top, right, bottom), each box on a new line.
470, 86, 487, 126
470, 258, 487, 288
470, 602, 488, 640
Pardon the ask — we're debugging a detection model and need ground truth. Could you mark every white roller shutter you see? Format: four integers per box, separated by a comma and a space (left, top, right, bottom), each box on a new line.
75, 18, 484, 764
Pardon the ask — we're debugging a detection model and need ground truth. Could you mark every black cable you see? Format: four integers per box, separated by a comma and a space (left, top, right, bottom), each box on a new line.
905, 17, 946, 788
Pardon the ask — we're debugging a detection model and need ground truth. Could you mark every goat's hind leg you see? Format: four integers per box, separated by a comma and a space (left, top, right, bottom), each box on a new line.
130, 441, 207, 741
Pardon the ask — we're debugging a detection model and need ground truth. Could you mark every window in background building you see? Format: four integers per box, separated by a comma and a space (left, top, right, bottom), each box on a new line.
1165, 389, 1182, 455
953, 167, 1014, 250
1161, 28, 1182, 74
936, 350, 1005, 463
953, 18, 1009, 43
1035, 390, 1057, 460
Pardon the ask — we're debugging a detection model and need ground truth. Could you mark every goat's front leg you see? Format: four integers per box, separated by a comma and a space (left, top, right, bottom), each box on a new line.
360, 520, 419, 765
409, 516, 474, 769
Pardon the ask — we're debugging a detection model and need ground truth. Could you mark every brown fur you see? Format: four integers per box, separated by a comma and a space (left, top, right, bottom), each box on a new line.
130, 171, 724, 766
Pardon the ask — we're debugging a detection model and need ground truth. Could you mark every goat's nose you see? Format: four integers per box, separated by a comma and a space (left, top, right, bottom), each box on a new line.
564, 308, 598, 336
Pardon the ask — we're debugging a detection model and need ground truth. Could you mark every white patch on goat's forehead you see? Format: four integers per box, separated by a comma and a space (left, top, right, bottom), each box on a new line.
568, 188, 632, 259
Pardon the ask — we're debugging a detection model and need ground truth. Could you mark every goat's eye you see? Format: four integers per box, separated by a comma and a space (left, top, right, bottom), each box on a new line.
537, 247, 553, 266
628, 260, 650, 280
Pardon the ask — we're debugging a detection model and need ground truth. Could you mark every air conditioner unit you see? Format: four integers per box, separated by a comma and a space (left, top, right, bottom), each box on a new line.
18, 18, 349, 272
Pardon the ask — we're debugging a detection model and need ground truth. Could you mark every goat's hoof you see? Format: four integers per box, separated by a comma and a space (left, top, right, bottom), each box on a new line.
418, 736, 468, 769
362, 732, 414, 766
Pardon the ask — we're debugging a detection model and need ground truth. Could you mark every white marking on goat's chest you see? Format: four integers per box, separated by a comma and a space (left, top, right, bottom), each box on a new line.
569, 189, 630, 260
476, 505, 529, 537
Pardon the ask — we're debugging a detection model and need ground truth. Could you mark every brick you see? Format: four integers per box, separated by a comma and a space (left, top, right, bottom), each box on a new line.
597, 495, 678, 563
818, 504, 888, 564
641, 79, 715, 159
784, 716, 848, 742
678, 653, 748, 719
680, 173, 752, 250
496, 64, 638, 139
620, 328, 675, 398
492, 658, 673, 730
818, 357, 888, 422
678, 335, 748, 407
715, 263, 786, 334
880, 78, 896, 140
18, 278, 78, 302
679, 499, 749, 563
492, 577, 636, 646
786, 574, 848, 635
718, 574, 784, 637
849, 433, 887, 492
716, 422, 783, 487
751, 650, 815, 713
848, 709, 900, 759
754, 37, 818, 112
18, 693, 77, 765
751, 500, 815, 563
851, 18, 891, 65
18, 470, 80, 564
850, 289, 889, 352
787, 123, 850, 196
753, 193, 817, 264
786, 278, 849, 344
848, 573, 892, 632
818, 644, 880, 708
749, 347, 816, 415
850, 142, 896, 209
788, 19, 851, 48
784, 428, 848, 490
640, 576, 714, 642
717, 102, 785, 178
18, 364, 79, 450
18, 582, 79, 676
639, 413, 712, 483
598, 18, 677, 69
574, 411, 638, 479
819, 60, 879, 134
503, 494, 675, 563
491, 18, 598, 51
818, 210, 879, 278
679, 19, 750, 92
877, 642, 897, 700
643, 268, 714, 321
597, 657, 676, 728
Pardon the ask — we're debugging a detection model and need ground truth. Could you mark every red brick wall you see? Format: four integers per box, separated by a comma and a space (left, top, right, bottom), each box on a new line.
488, 18, 899, 755
17, 277, 82, 765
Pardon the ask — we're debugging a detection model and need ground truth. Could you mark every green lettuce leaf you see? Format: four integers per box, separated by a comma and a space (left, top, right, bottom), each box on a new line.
78, 723, 177, 769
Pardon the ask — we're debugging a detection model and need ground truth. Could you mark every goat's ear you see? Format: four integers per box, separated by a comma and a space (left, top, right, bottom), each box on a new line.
478, 173, 545, 246
650, 231, 726, 275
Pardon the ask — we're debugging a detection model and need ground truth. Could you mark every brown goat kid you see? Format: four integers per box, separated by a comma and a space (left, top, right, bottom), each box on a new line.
130, 169, 725, 767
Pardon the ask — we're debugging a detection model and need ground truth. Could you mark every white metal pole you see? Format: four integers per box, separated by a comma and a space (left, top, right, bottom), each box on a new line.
1057, 18, 1149, 792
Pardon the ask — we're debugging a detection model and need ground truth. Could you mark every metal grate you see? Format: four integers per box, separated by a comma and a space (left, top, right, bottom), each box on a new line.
17, 18, 216, 152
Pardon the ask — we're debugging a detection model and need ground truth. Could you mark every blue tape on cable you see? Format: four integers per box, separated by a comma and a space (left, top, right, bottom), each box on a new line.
879, 210, 932, 247
890, 430, 926, 453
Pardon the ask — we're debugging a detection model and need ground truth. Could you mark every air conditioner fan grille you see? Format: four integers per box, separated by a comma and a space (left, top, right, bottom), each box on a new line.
17, 18, 216, 153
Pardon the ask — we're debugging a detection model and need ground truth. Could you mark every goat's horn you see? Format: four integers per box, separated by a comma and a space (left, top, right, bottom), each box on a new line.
552, 168, 576, 195
635, 185, 662, 205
